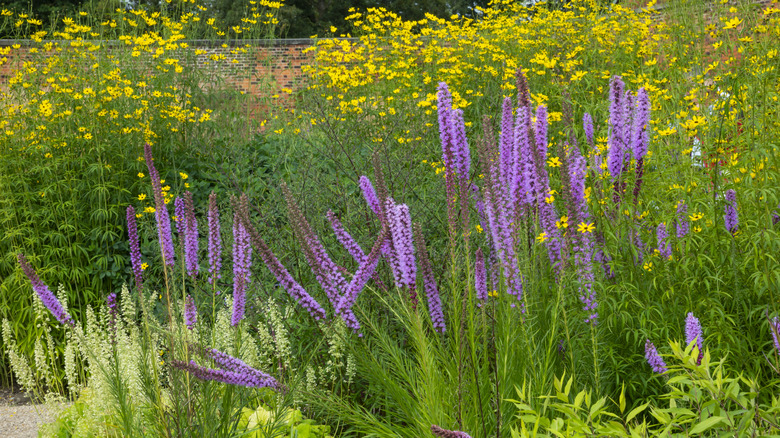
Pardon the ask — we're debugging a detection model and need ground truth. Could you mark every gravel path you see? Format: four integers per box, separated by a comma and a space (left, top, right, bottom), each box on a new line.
0, 389, 64, 438
0, 404, 60, 437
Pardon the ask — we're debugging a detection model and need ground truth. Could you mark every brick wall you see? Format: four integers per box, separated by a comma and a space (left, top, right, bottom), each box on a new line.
0, 0, 775, 102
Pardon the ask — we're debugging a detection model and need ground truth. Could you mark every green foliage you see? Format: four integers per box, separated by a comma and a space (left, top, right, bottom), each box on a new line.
508, 343, 780, 437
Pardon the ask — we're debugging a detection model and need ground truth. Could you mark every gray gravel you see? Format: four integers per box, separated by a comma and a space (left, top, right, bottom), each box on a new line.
0, 403, 60, 438
0, 389, 66, 438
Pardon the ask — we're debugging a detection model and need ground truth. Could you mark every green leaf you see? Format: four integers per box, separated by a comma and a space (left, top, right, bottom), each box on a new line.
689, 416, 727, 434
619, 384, 626, 414
626, 402, 650, 424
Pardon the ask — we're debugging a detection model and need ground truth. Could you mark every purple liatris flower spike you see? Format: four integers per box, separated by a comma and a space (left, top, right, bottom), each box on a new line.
657, 222, 672, 260
389, 202, 417, 295
208, 192, 222, 285
144, 144, 175, 266
645, 340, 667, 373
676, 201, 689, 239
607, 76, 626, 181
172, 347, 279, 389
499, 97, 515, 190
437, 82, 467, 235
535, 105, 549, 174
724, 189, 738, 234
126, 206, 143, 292
18, 254, 74, 326
583, 113, 594, 149
184, 294, 197, 329
359, 175, 383, 219
632, 88, 651, 161
450, 108, 471, 180
327, 210, 366, 264
770, 316, 780, 353
622, 90, 635, 166
685, 312, 704, 364
413, 223, 445, 333
438, 82, 472, 179
475, 248, 488, 304
282, 184, 349, 308
174, 197, 186, 236
235, 203, 326, 321
184, 192, 199, 277
335, 228, 388, 332
231, 207, 252, 326
431, 425, 473, 438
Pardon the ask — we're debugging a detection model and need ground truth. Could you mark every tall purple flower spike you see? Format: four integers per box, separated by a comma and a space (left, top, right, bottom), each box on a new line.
414, 223, 445, 333
566, 144, 597, 324
174, 197, 186, 237
231, 210, 252, 326
607, 76, 626, 182
171, 346, 279, 390
359, 176, 383, 219
143, 144, 175, 266
676, 201, 689, 239
235, 201, 326, 321
127, 206, 144, 292
184, 294, 197, 330
644, 340, 667, 373
184, 192, 199, 277
724, 189, 738, 234
685, 312, 703, 365
207, 192, 222, 285
335, 228, 388, 332
657, 223, 672, 260
389, 202, 417, 294
18, 254, 74, 326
